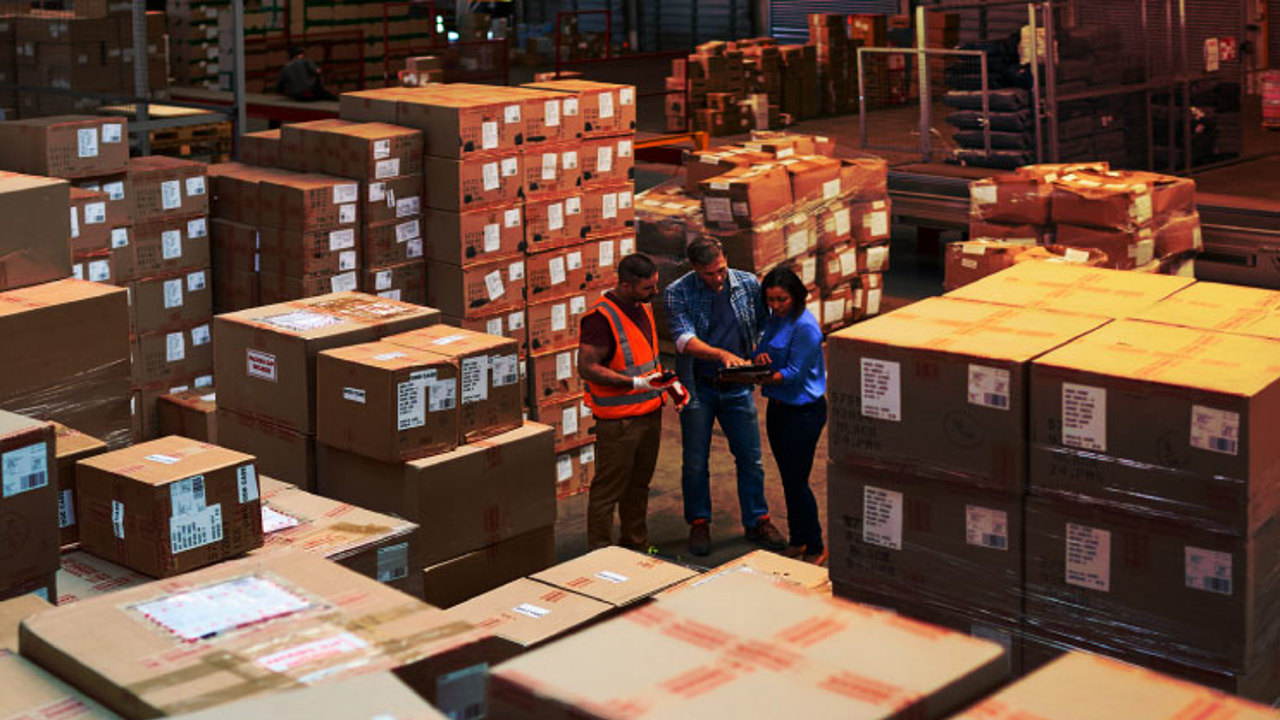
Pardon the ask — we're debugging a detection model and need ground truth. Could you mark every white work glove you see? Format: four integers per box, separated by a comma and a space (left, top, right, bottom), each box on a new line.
633, 371, 674, 391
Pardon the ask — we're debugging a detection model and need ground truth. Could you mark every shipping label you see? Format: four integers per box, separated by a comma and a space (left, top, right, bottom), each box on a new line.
2, 442, 48, 498
1062, 383, 1106, 451
1190, 405, 1239, 456
1185, 546, 1233, 595
461, 356, 489, 404
135, 576, 311, 641
965, 506, 1008, 550
860, 358, 901, 421
246, 349, 278, 381
1065, 523, 1111, 591
968, 364, 1011, 410
58, 489, 76, 528
170, 504, 223, 554
377, 542, 409, 582
862, 485, 903, 550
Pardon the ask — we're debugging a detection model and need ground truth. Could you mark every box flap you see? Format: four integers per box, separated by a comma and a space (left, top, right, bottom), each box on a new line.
530, 547, 699, 607
78, 436, 253, 485
1132, 282, 1280, 340
446, 578, 611, 648
945, 262, 1193, 317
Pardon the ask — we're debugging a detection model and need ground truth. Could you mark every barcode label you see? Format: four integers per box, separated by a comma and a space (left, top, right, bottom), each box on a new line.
492, 354, 519, 387
1185, 546, 1233, 596
377, 542, 409, 582
58, 489, 76, 528
170, 505, 223, 554
968, 365, 1011, 411
436, 664, 488, 720
169, 475, 207, 516
2, 442, 49, 498
965, 506, 1009, 550
1190, 405, 1240, 456
112, 500, 125, 538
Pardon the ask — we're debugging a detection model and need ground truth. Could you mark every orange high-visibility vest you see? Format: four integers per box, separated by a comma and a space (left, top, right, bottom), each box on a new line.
583, 295, 664, 418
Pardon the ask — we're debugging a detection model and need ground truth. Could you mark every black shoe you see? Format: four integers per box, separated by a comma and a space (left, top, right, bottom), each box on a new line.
745, 518, 786, 551
688, 521, 711, 557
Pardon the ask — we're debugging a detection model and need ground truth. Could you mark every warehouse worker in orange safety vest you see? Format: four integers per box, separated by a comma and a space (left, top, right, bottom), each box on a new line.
579, 253, 689, 550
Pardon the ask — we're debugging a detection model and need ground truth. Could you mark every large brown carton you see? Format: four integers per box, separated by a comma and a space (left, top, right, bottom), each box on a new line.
362, 217, 423, 268
524, 192, 586, 251
257, 224, 359, 279
422, 204, 525, 266
580, 134, 634, 187
125, 266, 211, 336
0, 594, 50, 651
238, 128, 281, 167
364, 173, 423, 224
662, 549, 832, 597
69, 186, 111, 256
361, 260, 427, 304
945, 262, 1194, 317
385, 325, 522, 444
0, 115, 128, 179
114, 215, 211, 282
532, 547, 698, 608
520, 79, 637, 137
316, 340, 459, 462
454, 84, 581, 146
75, 173, 132, 226
394, 89, 517, 157
534, 394, 594, 452
446, 578, 613, 650
0, 412, 57, 601
780, 154, 842, 206
278, 119, 357, 172
52, 421, 107, 547
943, 241, 1107, 292
1055, 223, 1155, 270
827, 462, 1023, 622
129, 322, 214, 385
257, 174, 361, 232
424, 256, 525, 320
521, 142, 583, 197
1154, 211, 1202, 258
18, 550, 513, 720
0, 651, 120, 720
529, 347, 582, 404
156, 387, 217, 444
490, 571, 1007, 719
969, 175, 1052, 226
554, 439, 596, 498
827, 297, 1111, 489
422, 526, 557, 609
127, 156, 209, 221
213, 292, 440, 434
952, 651, 1279, 720
701, 164, 793, 230
1051, 172, 1156, 230
168, 673, 447, 720
0, 172, 72, 292
75, 436, 263, 577
253, 476, 421, 597
1023, 494, 1280, 701
287, 121, 423, 181
1130, 282, 1280, 340
421, 153, 523, 212
316, 423, 557, 567
215, 409, 316, 491
1031, 320, 1280, 533
580, 183, 635, 238
527, 288, 604, 354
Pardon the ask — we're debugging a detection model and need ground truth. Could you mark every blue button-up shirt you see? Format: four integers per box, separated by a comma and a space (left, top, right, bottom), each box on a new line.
757, 308, 826, 406
664, 268, 765, 397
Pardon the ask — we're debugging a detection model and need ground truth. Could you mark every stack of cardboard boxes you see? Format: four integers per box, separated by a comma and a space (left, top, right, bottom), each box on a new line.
667, 38, 797, 136
810, 14, 856, 116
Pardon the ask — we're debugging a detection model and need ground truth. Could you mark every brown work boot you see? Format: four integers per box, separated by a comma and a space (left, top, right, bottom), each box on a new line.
688, 520, 711, 557
745, 517, 786, 551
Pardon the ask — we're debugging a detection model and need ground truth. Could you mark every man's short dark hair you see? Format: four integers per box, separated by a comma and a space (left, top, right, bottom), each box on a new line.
686, 236, 724, 267
617, 253, 657, 284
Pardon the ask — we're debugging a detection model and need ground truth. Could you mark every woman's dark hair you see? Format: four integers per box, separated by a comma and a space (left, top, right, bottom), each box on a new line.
761, 266, 807, 317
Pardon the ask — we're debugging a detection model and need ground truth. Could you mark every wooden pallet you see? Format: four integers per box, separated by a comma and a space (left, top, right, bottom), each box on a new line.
149, 121, 232, 144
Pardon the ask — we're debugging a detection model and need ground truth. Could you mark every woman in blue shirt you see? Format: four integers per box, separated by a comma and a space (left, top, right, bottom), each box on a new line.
752, 266, 827, 565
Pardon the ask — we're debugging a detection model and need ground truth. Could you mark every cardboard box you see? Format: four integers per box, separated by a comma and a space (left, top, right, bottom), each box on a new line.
424, 257, 526, 319
969, 176, 1053, 226
0, 594, 50, 651
944, 262, 1194, 317
130, 322, 214, 385
526, 288, 603, 355
581, 183, 635, 238
422, 526, 556, 609
524, 192, 587, 251
258, 270, 363, 304
213, 292, 440, 434
683, 147, 776, 193
0, 172, 72, 292
459, 85, 581, 147
827, 297, 1111, 488
554, 439, 595, 498
1154, 212, 1202, 258
115, 215, 212, 282
421, 153, 523, 214
489, 571, 1007, 719
364, 173, 423, 225
216, 409, 316, 491
663, 549, 831, 597
780, 154, 842, 206
286, 121, 423, 181
0, 412, 57, 600
529, 347, 582, 405
580, 134, 635, 187
127, 156, 209, 221
362, 217, 423, 269
968, 219, 1049, 244
126, 268, 212, 336
445, 307, 530, 356
316, 340, 460, 462
1051, 172, 1156, 230
156, 387, 217, 444
257, 224, 360, 279
1055, 224, 1155, 270
257, 174, 361, 232
953, 651, 1279, 720
69, 186, 112, 256
52, 421, 107, 547
521, 142, 583, 197
520, 80, 637, 137
238, 128, 280, 167
1029, 320, 1280, 534
254, 476, 421, 596
393, 89, 519, 157
19, 550, 512, 720
532, 547, 698, 608
0, 115, 128, 179
818, 275, 879, 332
422, 204, 524, 266
316, 423, 557, 568
446, 578, 613, 650
944, 241, 1107, 291
534, 394, 594, 452
75, 173, 132, 226
701, 164, 792, 229
1130, 282, 1280, 340
168, 673, 449, 720
361, 260, 427, 304
75, 436, 263, 577
385, 325, 523, 444
0, 651, 120, 720
819, 242, 889, 291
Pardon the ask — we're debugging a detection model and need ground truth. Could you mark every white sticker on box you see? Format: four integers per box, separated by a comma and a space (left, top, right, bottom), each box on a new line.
373, 139, 392, 160
261, 311, 340, 332
246, 349, 277, 381
620, 87, 635, 106
77, 128, 99, 158
70, 208, 80, 239
329, 229, 355, 252
111, 228, 129, 248
509, 261, 525, 281
501, 157, 519, 177
599, 239, 615, 268
112, 500, 125, 538
551, 303, 568, 332
564, 97, 580, 116
542, 152, 558, 181
333, 184, 359, 204
188, 271, 206, 292
860, 358, 901, 422
599, 91, 615, 119
824, 299, 845, 322
161, 230, 183, 260
556, 456, 573, 483
966, 506, 1009, 550
787, 231, 808, 258
337, 203, 356, 225
375, 158, 400, 180
483, 223, 501, 253
407, 238, 423, 258
705, 197, 732, 224
188, 217, 208, 239
169, 475, 206, 516
87, 260, 111, 282
799, 257, 816, 284
867, 211, 889, 238
160, 180, 182, 211
431, 377, 457, 411
567, 251, 583, 271
545, 99, 561, 127
461, 356, 489, 404
396, 220, 421, 242
619, 139, 633, 158
867, 288, 882, 316
968, 364, 1011, 410
548, 202, 565, 231
867, 245, 890, 272
505, 208, 522, 228
563, 151, 578, 170
136, 576, 311, 641
838, 250, 858, 277
823, 179, 841, 200
1190, 405, 1239, 456
377, 542, 409, 582
570, 296, 587, 315
163, 278, 184, 308
1063, 248, 1090, 264
481, 121, 499, 150
509, 311, 525, 330
492, 354, 519, 387
513, 602, 550, 620
487, 318, 504, 336
580, 444, 595, 464
369, 182, 386, 203
597, 145, 613, 174
863, 485, 903, 550
166, 331, 186, 362
257, 632, 367, 674
1133, 193, 1153, 224
1065, 523, 1111, 591
85, 201, 106, 225
549, 257, 567, 285
376, 270, 394, 291
146, 454, 180, 465
330, 272, 357, 293
484, 270, 505, 302
1185, 546, 1232, 595
482, 162, 500, 192
562, 406, 579, 436
556, 351, 573, 381
2, 443, 48, 498
602, 193, 618, 220
192, 324, 211, 346
503, 104, 522, 125
237, 465, 258, 503
972, 184, 998, 206
397, 377, 426, 430
186, 176, 206, 196
396, 196, 419, 218
104, 182, 124, 201
170, 504, 223, 554
565, 197, 581, 216
103, 123, 123, 143
59, 489, 75, 528
374, 352, 408, 362
1062, 383, 1106, 452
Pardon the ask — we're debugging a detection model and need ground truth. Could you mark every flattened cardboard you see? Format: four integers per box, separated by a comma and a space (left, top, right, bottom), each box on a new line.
0, 594, 50, 651
447, 578, 612, 650
531, 547, 697, 608
166, 673, 447, 720
0, 650, 120, 720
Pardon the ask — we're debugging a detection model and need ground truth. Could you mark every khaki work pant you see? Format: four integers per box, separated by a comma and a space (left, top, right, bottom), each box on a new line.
587, 409, 662, 550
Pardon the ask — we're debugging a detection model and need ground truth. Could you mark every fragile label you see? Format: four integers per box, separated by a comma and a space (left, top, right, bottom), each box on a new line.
1185, 546, 1232, 595
237, 465, 258, 502
135, 576, 310, 641
481, 121, 499, 150
257, 632, 367, 674
863, 485, 903, 550
860, 358, 901, 422
1190, 405, 1239, 456
968, 364, 1010, 410
1062, 383, 1106, 451
1065, 523, 1111, 592
188, 217, 208, 238
2, 442, 48, 498
378, 543, 409, 582
461, 356, 489, 404
965, 506, 1008, 550
58, 489, 75, 528
170, 504, 223, 554
163, 279, 184, 309
246, 348, 277, 381
77, 128, 99, 158
484, 270, 505, 302
166, 332, 186, 362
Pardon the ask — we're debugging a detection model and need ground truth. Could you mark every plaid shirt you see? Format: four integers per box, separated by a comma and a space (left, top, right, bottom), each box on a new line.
664, 268, 765, 393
